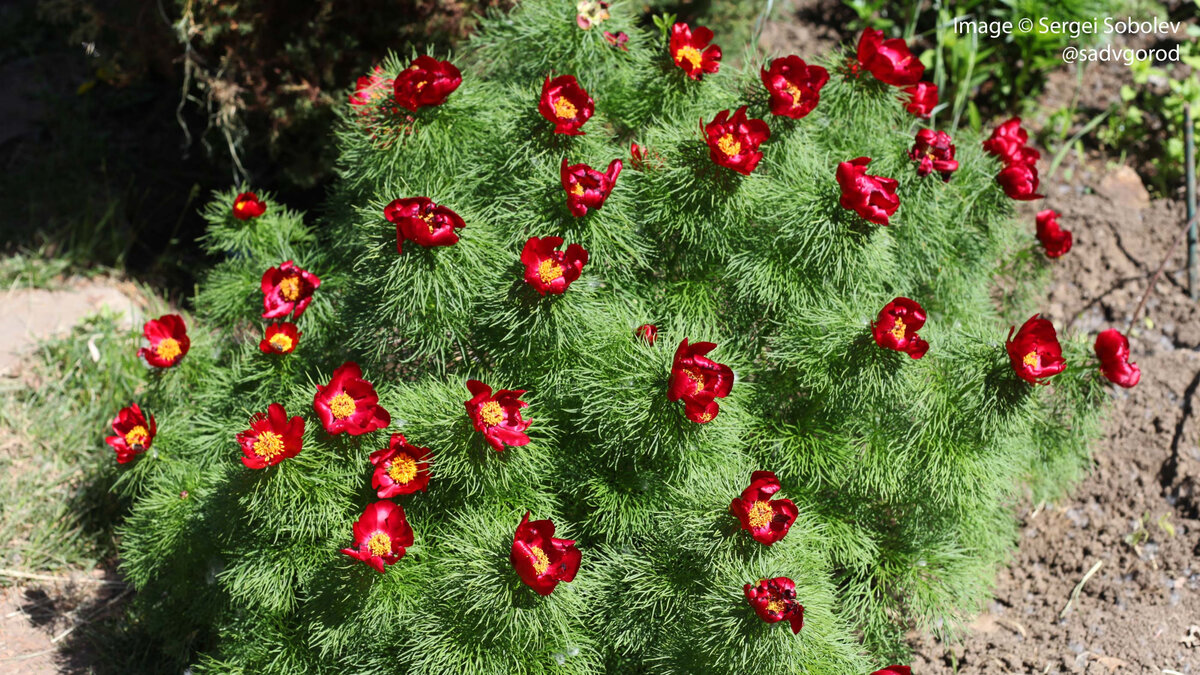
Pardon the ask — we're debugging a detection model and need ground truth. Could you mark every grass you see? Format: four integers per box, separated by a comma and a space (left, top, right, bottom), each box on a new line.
0, 288, 156, 573
0, 251, 74, 290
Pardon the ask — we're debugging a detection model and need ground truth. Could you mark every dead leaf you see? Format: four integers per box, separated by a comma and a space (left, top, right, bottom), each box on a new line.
86, 334, 102, 363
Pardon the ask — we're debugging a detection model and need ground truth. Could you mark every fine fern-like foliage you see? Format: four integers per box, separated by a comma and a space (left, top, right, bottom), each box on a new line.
113, 1, 1107, 672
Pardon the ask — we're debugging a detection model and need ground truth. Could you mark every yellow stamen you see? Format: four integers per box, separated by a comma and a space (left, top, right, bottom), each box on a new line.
529, 545, 550, 575
747, 501, 773, 529
716, 133, 742, 156
698, 412, 713, 423
683, 366, 705, 394
268, 333, 294, 352
278, 276, 301, 302
124, 425, 149, 449
387, 453, 418, 485
330, 392, 356, 419
889, 317, 907, 342
538, 259, 564, 285
784, 82, 804, 104
675, 45, 702, 70
415, 80, 428, 90
155, 338, 182, 362
553, 96, 578, 120
1023, 351, 1040, 369
569, 184, 584, 197
419, 210, 437, 233
253, 430, 285, 461
366, 532, 391, 557
765, 598, 785, 614
479, 400, 505, 427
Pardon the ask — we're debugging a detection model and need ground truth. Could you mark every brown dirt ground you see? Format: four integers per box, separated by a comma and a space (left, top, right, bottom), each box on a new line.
0, 569, 127, 674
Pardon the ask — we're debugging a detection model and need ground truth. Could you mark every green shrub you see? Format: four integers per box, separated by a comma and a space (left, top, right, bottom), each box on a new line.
112, 0, 1107, 671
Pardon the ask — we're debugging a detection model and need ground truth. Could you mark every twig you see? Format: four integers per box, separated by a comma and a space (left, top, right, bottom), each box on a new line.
997, 617, 1027, 638
1127, 214, 1200, 333
0, 568, 125, 586
1185, 103, 1196, 300
1059, 559, 1103, 619
3, 597, 54, 620
50, 586, 133, 644
0, 647, 56, 663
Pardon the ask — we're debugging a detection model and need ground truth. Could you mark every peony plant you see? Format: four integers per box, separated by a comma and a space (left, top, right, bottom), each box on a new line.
109, 2, 1135, 673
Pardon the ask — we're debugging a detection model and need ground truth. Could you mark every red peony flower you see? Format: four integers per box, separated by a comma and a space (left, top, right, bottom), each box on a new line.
232, 192, 266, 220
138, 314, 190, 368
702, 106, 771, 176
837, 157, 900, 225
760, 55, 829, 120
997, 162, 1044, 201
520, 236, 589, 296
856, 28, 925, 87
393, 56, 462, 112
744, 576, 804, 634
908, 129, 958, 182
511, 512, 581, 595
1009, 144, 1042, 167
349, 66, 394, 108
369, 433, 432, 497
982, 117, 1040, 166
872, 297, 929, 359
668, 338, 734, 424
901, 82, 937, 117
670, 23, 721, 80
636, 323, 658, 344
385, 197, 466, 254
465, 379, 532, 451
730, 471, 799, 546
105, 403, 156, 464
1094, 329, 1140, 388
237, 403, 305, 469
341, 500, 414, 573
538, 75, 594, 136
1035, 209, 1072, 258
604, 30, 629, 51
1006, 315, 1067, 385
261, 260, 321, 319
313, 362, 391, 436
259, 322, 300, 355
561, 157, 622, 217
872, 668, 912, 675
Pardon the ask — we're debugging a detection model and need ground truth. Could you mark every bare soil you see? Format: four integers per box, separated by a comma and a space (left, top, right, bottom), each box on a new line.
0, 569, 127, 674
0, 280, 142, 376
